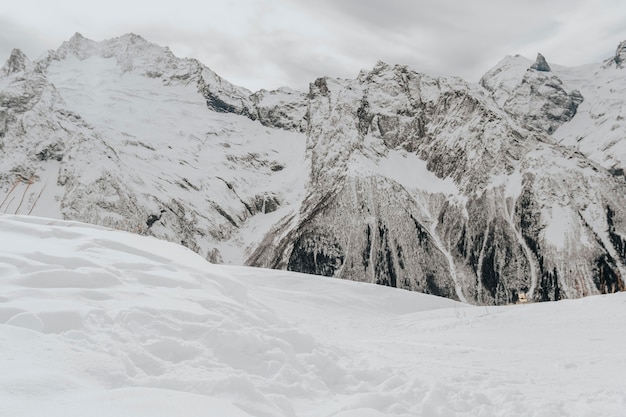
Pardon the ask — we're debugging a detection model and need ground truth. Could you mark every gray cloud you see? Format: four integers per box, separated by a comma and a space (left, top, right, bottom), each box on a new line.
1, 1, 624, 91
0, 18, 54, 62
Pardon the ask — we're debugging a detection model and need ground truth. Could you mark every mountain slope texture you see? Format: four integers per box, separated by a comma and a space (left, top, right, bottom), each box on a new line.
1, 215, 625, 416
1, 33, 626, 305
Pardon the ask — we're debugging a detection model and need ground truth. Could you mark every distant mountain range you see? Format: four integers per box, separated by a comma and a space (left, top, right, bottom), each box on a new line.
1, 33, 625, 304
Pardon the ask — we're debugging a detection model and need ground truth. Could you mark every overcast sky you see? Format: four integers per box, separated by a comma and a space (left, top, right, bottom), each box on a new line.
1, 0, 625, 91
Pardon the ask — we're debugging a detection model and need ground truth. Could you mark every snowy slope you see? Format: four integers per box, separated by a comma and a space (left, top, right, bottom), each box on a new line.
553, 61, 626, 174
0, 33, 308, 265
1, 214, 625, 417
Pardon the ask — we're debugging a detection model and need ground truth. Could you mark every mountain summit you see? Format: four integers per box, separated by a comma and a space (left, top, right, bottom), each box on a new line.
1, 34, 625, 304
1, 48, 32, 75
606, 40, 626, 68
530, 53, 551, 72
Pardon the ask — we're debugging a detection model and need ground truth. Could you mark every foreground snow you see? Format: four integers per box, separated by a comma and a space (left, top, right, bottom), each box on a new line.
0, 215, 624, 416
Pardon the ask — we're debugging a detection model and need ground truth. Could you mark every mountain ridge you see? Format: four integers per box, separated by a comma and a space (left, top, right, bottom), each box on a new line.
1, 33, 625, 305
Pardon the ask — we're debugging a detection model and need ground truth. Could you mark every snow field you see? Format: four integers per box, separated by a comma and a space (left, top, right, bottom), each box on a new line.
1, 215, 625, 416
42, 54, 309, 264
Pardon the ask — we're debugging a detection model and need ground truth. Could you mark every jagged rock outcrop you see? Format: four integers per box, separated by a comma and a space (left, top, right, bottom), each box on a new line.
481, 53, 583, 134
605, 40, 626, 68
483, 41, 626, 177
1, 49, 32, 76
530, 53, 551, 72
251, 87, 308, 132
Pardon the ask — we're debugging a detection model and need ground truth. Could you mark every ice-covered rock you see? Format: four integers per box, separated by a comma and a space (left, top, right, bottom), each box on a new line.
481, 53, 583, 134
530, 53, 551, 72
251, 87, 308, 132
1, 49, 32, 76
605, 40, 626, 68
483, 40, 626, 176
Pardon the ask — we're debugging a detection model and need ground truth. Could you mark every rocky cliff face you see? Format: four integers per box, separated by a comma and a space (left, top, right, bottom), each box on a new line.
248, 60, 626, 304
482, 46, 626, 177
1, 33, 625, 304
481, 53, 583, 135
605, 41, 626, 69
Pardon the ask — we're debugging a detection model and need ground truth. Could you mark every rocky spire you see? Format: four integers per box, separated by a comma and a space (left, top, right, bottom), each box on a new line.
58, 32, 98, 60
530, 53, 551, 72
1, 49, 31, 76
614, 40, 626, 67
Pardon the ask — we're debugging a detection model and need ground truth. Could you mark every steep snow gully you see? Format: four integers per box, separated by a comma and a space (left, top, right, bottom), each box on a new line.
1, 33, 626, 305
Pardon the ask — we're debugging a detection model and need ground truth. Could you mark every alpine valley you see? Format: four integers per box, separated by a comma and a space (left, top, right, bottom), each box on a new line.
1, 33, 626, 305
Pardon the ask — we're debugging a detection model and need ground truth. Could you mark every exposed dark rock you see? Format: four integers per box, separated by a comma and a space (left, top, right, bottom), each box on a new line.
287, 231, 344, 277
362, 224, 372, 269
206, 248, 223, 263
146, 209, 166, 228
516, 178, 542, 258
610, 40, 626, 68
530, 53, 551, 72
356, 97, 373, 136
374, 222, 397, 287
36, 143, 64, 161
607, 205, 626, 263
203, 90, 241, 114
252, 194, 280, 214
251, 88, 308, 132
593, 254, 624, 293
213, 203, 239, 228
538, 267, 561, 301
503, 72, 584, 134
310, 78, 330, 98
608, 167, 625, 178
270, 162, 284, 172
0, 108, 6, 138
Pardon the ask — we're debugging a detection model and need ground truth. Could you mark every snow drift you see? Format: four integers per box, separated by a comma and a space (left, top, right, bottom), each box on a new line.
1, 215, 625, 416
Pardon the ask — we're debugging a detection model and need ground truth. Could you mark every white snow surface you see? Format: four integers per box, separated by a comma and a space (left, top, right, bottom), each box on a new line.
1, 214, 625, 417
347, 146, 463, 200
552, 62, 626, 172
39, 53, 308, 264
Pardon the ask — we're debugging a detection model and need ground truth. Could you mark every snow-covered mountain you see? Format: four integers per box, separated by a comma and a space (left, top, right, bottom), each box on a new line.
1, 33, 625, 305
249, 60, 626, 305
481, 43, 626, 175
1, 215, 625, 417
0, 33, 309, 265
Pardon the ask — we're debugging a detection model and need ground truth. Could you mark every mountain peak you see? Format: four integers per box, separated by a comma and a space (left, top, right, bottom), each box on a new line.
1, 48, 31, 75
59, 32, 97, 59
530, 53, 551, 72
614, 40, 626, 67
66, 32, 95, 48
69, 32, 87, 42
372, 60, 391, 72
116, 32, 149, 46
603, 40, 626, 68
